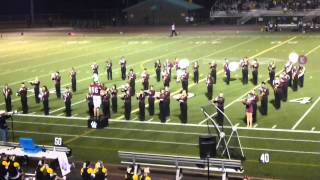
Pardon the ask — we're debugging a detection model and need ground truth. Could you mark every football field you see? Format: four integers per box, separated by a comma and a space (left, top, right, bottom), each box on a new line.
1, 30, 320, 179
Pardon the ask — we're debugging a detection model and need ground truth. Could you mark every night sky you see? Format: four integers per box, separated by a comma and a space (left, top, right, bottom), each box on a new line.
0, 0, 213, 15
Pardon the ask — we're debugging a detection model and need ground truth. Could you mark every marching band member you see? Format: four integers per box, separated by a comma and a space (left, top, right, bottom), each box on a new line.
240, 58, 249, 85
210, 61, 217, 84
280, 71, 289, 102
259, 82, 269, 115
213, 93, 224, 129
147, 85, 155, 116
162, 71, 170, 87
141, 68, 150, 91
193, 61, 199, 84
268, 61, 276, 85
242, 92, 255, 128
273, 78, 282, 109
41, 86, 50, 115
251, 59, 259, 85
51, 71, 61, 98
180, 69, 189, 93
154, 59, 161, 82
206, 75, 214, 100
101, 88, 111, 118
174, 58, 179, 72
17, 83, 28, 114
91, 62, 99, 75
163, 59, 172, 77
2, 84, 12, 112
106, 60, 112, 80
128, 69, 136, 96
70, 67, 77, 92
285, 61, 293, 86
292, 66, 299, 91
111, 84, 118, 113
120, 56, 127, 80
121, 89, 131, 120
164, 86, 171, 118
298, 64, 305, 88
177, 90, 188, 123
29, 77, 41, 103
137, 89, 146, 121
63, 87, 73, 117
224, 59, 230, 85
86, 93, 94, 117
157, 89, 166, 123
89, 81, 102, 120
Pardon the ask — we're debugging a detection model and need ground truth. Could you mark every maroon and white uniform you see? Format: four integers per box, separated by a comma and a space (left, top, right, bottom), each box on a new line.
89, 83, 102, 108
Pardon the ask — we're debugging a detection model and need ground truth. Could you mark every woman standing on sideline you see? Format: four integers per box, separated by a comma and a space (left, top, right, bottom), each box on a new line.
243, 92, 254, 128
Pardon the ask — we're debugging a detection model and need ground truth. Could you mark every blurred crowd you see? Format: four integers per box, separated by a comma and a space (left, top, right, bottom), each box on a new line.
211, 0, 320, 12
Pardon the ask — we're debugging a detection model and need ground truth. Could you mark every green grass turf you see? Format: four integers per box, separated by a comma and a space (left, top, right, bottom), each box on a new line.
1, 31, 320, 179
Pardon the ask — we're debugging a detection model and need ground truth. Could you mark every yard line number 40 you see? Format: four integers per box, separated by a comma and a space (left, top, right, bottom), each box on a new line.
260, 153, 270, 164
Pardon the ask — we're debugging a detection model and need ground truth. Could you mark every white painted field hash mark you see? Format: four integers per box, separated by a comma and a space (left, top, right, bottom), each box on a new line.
311, 127, 316, 131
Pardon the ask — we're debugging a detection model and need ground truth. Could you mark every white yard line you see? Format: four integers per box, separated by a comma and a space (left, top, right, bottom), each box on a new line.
0, 39, 201, 107
115, 37, 258, 120
11, 120, 320, 143
242, 147, 320, 155
13, 113, 320, 134
12, 130, 196, 146
11, 129, 320, 155
57, 113, 65, 116
199, 39, 320, 126
51, 37, 257, 116
291, 97, 320, 130
131, 117, 138, 121
5, 36, 192, 87
50, 100, 85, 114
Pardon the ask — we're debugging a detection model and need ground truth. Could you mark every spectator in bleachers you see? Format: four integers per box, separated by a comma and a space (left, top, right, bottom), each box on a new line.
0, 154, 8, 179
91, 161, 108, 180
6, 156, 22, 180
80, 161, 92, 180
35, 160, 58, 180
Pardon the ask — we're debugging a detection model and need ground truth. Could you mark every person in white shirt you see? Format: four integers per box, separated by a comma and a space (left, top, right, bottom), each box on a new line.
170, 23, 177, 37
